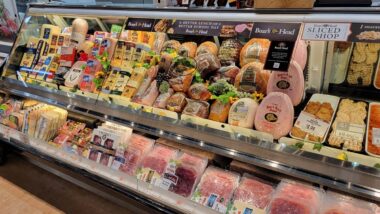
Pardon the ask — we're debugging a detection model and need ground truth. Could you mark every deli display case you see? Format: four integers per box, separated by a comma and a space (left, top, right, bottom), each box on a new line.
0, 3, 380, 213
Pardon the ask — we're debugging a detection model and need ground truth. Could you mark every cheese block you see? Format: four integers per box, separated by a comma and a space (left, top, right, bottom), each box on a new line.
254, 92, 294, 139
234, 62, 270, 94
40, 24, 62, 43
228, 98, 258, 128
240, 38, 270, 66
291, 39, 308, 71
267, 60, 305, 106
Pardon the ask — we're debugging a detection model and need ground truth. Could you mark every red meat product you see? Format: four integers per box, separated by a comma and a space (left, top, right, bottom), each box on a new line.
192, 166, 240, 213
233, 175, 274, 209
114, 134, 154, 175
166, 153, 208, 198
138, 145, 179, 185
268, 180, 322, 214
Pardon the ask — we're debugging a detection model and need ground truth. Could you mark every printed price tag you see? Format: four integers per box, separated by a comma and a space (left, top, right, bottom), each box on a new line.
302, 23, 351, 41
295, 112, 330, 139
372, 128, 380, 146
336, 122, 365, 142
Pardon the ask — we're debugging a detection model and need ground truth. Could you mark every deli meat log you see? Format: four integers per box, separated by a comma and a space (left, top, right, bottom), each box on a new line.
268, 180, 322, 214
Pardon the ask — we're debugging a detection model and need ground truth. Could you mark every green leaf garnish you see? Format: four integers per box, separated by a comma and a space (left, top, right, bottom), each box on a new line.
313, 143, 323, 152
374, 163, 380, 169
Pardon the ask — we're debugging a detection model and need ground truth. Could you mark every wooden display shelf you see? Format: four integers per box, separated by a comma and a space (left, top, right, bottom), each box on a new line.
254, 0, 315, 8
0, 177, 63, 214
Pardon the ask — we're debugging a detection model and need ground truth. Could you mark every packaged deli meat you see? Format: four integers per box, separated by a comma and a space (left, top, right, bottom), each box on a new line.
178, 42, 197, 58
254, 92, 294, 139
213, 65, 240, 84
328, 99, 367, 152
168, 57, 196, 92
160, 152, 208, 198
133, 65, 159, 99
153, 88, 174, 109
235, 62, 270, 94
267, 180, 322, 214
228, 98, 258, 129
188, 83, 212, 101
291, 39, 308, 71
133, 80, 159, 106
159, 52, 177, 72
112, 134, 155, 175
320, 191, 379, 214
192, 166, 240, 213
196, 41, 218, 56
240, 38, 271, 66
195, 53, 221, 79
330, 42, 353, 84
229, 174, 274, 213
160, 40, 181, 53
291, 94, 339, 143
267, 60, 305, 106
166, 92, 187, 113
137, 145, 179, 186
346, 43, 380, 86
209, 100, 231, 123
218, 39, 243, 66
182, 99, 210, 118
366, 103, 380, 157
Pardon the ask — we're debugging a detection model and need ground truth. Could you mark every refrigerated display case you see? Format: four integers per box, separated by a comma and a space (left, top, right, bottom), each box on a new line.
1, 3, 380, 213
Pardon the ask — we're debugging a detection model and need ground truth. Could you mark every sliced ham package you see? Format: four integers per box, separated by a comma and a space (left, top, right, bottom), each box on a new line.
229, 174, 274, 214
254, 92, 294, 139
192, 166, 240, 213
111, 134, 154, 175
159, 152, 208, 198
228, 98, 258, 129
136, 145, 179, 186
267, 180, 323, 214
267, 60, 305, 106
320, 191, 379, 214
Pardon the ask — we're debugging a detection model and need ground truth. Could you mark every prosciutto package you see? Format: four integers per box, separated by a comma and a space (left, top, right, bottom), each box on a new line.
231, 174, 274, 212
320, 191, 378, 214
112, 134, 155, 175
161, 153, 208, 198
137, 145, 179, 185
267, 180, 323, 214
192, 166, 240, 213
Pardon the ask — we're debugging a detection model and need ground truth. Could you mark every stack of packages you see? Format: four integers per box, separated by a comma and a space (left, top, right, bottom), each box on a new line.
87, 122, 133, 167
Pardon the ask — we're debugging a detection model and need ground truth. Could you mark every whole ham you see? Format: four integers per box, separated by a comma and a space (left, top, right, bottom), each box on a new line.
196, 41, 218, 56
235, 62, 270, 94
160, 40, 181, 53
292, 39, 308, 71
195, 53, 221, 79
233, 175, 274, 210
228, 98, 258, 128
188, 83, 211, 101
112, 134, 155, 175
218, 39, 243, 66
268, 180, 322, 214
182, 99, 210, 118
192, 166, 240, 213
254, 92, 294, 139
166, 92, 187, 113
267, 60, 305, 106
240, 38, 271, 66
179, 42, 197, 58
153, 88, 174, 109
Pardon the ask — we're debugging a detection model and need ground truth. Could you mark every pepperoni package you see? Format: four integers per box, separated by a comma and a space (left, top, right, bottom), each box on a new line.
267, 180, 323, 214
192, 166, 240, 213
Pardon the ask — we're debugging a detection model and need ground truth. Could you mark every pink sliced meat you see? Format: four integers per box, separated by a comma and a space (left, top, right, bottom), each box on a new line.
153, 88, 174, 109
170, 153, 207, 198
267, 60, 305, 106
118, 134, 154, 175
134, 80, 159, 106
133, 66, 159, 99
233, 176, 274, 209
268, 181, 321, 214
292, 39, 307, 71
140, 145, 178, 176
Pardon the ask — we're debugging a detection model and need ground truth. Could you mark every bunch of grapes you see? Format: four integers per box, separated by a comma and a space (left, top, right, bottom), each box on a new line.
156, 68, 172, 90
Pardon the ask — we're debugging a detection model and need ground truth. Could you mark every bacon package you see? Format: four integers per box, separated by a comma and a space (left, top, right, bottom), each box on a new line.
192, 166, 240, 213
160, 152, 208, 198
112, 134, 155, 175
136, 145, 179, 186
267, 180, 323, 214
320, 191, 379, 214
229, 174, 274, 214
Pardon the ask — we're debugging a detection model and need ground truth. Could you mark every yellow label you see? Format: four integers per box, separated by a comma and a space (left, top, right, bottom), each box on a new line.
136, 168, 162, 186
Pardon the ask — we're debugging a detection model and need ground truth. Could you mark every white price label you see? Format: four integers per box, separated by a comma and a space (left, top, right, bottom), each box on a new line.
372, 128, 380, 146
302, 23, 351, 41
336, 122, 365, 142
295, 112, 330, 138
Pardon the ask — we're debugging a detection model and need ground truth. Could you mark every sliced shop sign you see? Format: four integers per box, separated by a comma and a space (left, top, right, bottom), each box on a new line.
302, 23, 351, 41
250, 22, 301, 41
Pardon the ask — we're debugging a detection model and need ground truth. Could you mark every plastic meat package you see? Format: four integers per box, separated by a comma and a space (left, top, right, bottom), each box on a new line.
112, 134, 155, 175
136, 145, 178, 186
267, 180, 323, 214
192, 166, 240, 213
320, 191, 379, 214
160, 152, 208, 198
230, 174, 274, 213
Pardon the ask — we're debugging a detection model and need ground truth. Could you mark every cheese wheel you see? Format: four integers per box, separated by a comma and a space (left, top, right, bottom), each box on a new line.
71, 18, 89, 47
234, 62, 270, 94
254, 92, 294, 139
240, 38, 270, 66
228, 98, 258, 128
267, 60, 305, 106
